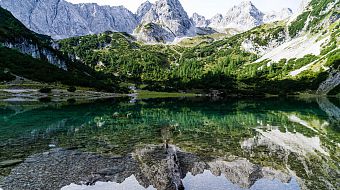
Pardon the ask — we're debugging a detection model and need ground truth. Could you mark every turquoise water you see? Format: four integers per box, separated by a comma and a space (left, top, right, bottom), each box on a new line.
0, 97, 339, 190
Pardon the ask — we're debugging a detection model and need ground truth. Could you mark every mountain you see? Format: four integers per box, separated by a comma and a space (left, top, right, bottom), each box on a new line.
134, 0, 194, 43
209, 1, 264, 31
59, 0, 339, 95
136, 1, 153, 22
263, 8, 293, 23
208, 1, 293, 32
0, 0, 294, 43
208, 14, 224, 29
1, 0, 338, 94
191, 13, 210, 27
0, 5, 66, 70
0, 0, 138, 39
0, 6, 120, 92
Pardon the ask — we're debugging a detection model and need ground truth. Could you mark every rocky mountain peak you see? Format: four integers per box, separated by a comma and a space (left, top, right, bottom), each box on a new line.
263, 8, 293, 23
136, 0, 194, 41
152, 0, 190, 21
228, 0, 263, 18
283, 8, 293, 13
0, 0, 296, 43
208, 0, 264, 31
239, 0, 255, 8
136, 1, 153, 22
208, 14, 223, 28
191, 13, 209, 27
0, 0, 138, 39
208, 1, 294, 32
278, 8, 293, 17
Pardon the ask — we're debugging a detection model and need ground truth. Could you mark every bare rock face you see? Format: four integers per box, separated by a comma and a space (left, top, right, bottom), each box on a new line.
3, 40, 68, 70
317, 70, 340, 95
134, 145, 184, 190
0, 0, 294, 43
0, 6, 69, 71
135, 0, 195, 42
191, 13, 210, 27
135, 23, 176, 43
208, 1, 292, 32
136, 1, 153, 22
0, 0, 138, 39
208, 14, 224, 29
263, 8, 293, 23
209, 1, 264, 31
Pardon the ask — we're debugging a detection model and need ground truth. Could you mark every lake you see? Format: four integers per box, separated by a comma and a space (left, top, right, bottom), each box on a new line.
0, 97, 339, 190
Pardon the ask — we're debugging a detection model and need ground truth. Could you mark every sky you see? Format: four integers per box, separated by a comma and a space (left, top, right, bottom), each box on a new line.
66, 0, 302, 18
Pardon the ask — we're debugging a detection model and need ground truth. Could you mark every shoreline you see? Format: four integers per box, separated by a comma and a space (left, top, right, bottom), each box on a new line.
0, 88, 338, 102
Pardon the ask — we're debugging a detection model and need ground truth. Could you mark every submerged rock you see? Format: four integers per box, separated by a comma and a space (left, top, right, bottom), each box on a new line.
0, 145, 298, 190
134, 145, 184, 190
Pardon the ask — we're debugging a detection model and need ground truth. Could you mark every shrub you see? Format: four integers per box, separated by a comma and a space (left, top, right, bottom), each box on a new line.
289, 11, 310, 37
0, 69, 15, 82
67, 98, 76, 104
39, 87, 52, 93
39, 97, 52, 102
67, 86, 77, 92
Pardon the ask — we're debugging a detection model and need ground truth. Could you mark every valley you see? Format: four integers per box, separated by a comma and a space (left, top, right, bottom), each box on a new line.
57, 9, 339, 96
0, 0, 338, 98
0, 1, 339, 190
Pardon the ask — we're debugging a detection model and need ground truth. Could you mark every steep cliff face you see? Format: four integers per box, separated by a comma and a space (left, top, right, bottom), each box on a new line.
263, 8, 293, 23
191, 13, 210, 27
134, 145, 183, 190
208, 1, 292, 32
317, 70, 340, 94
0, 6, 67, 70
0, 0, 138, 39
0, 6, 120, 91
136, 1, 153, 22
0, 0, 296, 43
134, 0, 195, 42
210, 1, 264, 31
2, 40, 67, 71
135, 23, 175, 43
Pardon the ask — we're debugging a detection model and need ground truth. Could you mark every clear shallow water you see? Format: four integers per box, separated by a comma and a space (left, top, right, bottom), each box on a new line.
0, 97, 339, 190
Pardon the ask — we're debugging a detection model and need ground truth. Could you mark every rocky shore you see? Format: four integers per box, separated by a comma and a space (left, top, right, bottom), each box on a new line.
1, 144, 299, 190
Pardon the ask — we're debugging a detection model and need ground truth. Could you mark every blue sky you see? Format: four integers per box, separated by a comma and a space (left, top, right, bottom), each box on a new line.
66, 0, 302, 18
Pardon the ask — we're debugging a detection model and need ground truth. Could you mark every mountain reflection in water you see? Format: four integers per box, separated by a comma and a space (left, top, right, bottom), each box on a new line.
0, 97, 339, 190
63, 170, 300, 190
